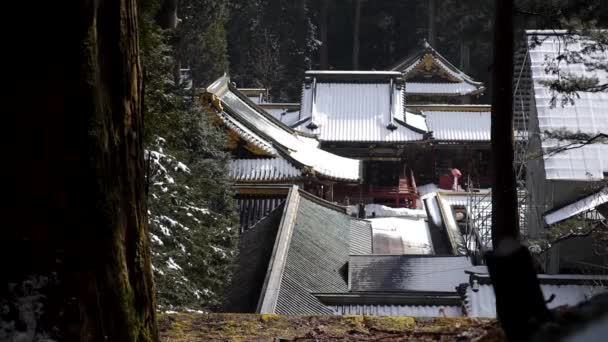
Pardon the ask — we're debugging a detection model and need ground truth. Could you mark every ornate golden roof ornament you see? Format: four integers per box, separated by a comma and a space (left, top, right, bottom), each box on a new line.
199, 92, 224, 112
421, 53, 435, 71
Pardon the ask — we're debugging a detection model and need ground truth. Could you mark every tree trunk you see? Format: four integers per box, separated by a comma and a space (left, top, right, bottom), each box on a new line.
490, 0, 518, 246
488, 1, 549, 340
320, 0, 329, 69
352, 0, 362, 70
3, 1, 158, 340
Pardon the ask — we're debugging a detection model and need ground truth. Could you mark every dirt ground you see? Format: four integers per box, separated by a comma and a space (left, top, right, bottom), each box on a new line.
158, 313, 505, 341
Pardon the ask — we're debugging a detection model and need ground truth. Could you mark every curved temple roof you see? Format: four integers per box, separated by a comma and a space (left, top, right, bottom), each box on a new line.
391, 41, 485, 96
205, 76, 361, 182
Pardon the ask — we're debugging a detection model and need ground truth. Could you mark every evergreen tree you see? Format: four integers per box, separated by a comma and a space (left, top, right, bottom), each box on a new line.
140, 0, 237, 311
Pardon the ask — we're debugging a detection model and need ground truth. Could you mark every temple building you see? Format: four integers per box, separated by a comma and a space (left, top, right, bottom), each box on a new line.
200, 39, 607, 316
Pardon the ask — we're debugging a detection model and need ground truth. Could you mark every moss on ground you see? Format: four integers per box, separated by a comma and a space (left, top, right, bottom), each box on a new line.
158, 313, 505, 341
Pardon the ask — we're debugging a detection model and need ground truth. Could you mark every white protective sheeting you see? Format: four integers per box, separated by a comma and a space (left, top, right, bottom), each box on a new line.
330, 304, 463, 317
298, 82, 424, 142
544, 187, 608, 225
406, 82, 479, 95
425, 111, 491, 141
368, 217, 434, 254
465, 283, 606, 317
527, 31, 608, 180
230, 158, 302, 182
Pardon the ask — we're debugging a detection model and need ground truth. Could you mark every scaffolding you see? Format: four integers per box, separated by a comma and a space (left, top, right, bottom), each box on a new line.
513, 43, 532, 239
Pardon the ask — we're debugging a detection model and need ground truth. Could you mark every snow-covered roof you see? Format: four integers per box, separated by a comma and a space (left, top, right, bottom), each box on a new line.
230, 158, 303, 182
463, 272, 607, 318
205, 76, 361, 181
424, 110, 491, 142
391, 41, 484, 96
296, 74, 424, 142
368, 217, 434, 255
406, 82, 479, 95
258, 103, 301, 126
544, 187, 608, 225
527, 31, 608, 180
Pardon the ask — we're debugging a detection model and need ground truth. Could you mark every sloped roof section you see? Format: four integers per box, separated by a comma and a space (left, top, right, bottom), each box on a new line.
296, 71, 425, 142
230, 158, 303, 182
425, 110, 491, 142
527, 31, 608, 180
205, 76, 361, 181
391, 41, 484, 96
349, 255, 471, 293
257, 187, 355, 315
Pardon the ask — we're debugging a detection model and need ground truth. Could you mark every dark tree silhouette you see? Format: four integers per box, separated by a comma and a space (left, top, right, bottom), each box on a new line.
3, 0, 158, 340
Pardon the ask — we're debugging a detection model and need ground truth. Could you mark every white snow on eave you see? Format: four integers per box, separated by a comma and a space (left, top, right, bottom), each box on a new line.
221, 90, 360, 181
405, 111, 429, 132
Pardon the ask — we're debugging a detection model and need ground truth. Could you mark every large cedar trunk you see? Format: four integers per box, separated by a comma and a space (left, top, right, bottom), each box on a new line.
487, 1, 549, 340
3, 0, 158, 340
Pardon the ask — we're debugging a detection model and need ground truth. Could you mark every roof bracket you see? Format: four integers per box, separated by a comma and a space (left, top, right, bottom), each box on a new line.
306, 121, 319, 130
386, 122, 398, 131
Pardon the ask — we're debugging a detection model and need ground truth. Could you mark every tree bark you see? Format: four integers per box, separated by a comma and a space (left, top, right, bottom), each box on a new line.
320, 0, 329, 69
3, 0, 158, 340
488, 1, 549, 340
490, 0, 518, 246
352, 0, 362, 70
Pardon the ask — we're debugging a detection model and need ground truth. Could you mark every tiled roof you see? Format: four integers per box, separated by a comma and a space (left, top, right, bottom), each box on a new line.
527, 31, 608, 180
425, 111, 491, 142
217, 111, 277, 155
272, 191, 352, 315
206, 77, 361, 181
348, 255, 472, 293
223, 204, 285, 312
230, 158, 302, 182
297, 73, 425, 142
256, 187, 366, 315
329, 304, 463, 317
350, 219, 373, 255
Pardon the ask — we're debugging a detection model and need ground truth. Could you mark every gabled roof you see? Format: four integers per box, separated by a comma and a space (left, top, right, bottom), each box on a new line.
295, 70, 426, 142
391, 41, 484, 96
256, 186, 372, 315
204, 76, 361, 181
525, 30, 608, 180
